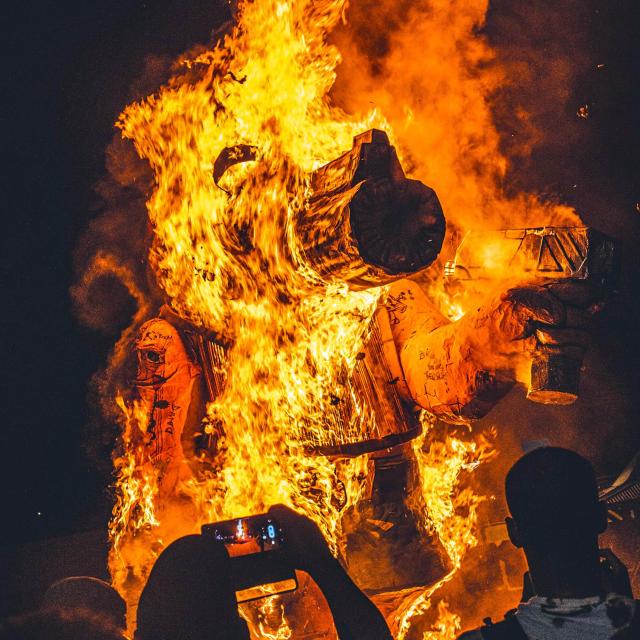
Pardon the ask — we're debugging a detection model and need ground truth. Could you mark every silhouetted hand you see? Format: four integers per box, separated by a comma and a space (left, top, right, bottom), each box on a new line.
267, 504, 334, 573
600, 548, 633, 598
267, 504, 392, 640
136, 535, 249, 640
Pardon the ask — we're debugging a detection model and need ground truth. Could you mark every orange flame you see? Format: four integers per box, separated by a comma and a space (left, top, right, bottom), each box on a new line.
100, 0, 583, 637
392, 419, 495, 639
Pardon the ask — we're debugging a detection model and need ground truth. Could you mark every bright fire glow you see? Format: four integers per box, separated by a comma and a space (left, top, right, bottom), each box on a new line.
101, 0, 581, 637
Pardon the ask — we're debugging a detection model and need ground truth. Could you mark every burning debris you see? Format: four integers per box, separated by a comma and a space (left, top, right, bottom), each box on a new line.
75, 0, 616, 637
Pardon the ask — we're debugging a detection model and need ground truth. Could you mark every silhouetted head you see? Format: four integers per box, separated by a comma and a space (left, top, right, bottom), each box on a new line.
0, 608, 124, 640
505, 447, 607, 552
136, 534, 249, 640
42, 576, 126, 631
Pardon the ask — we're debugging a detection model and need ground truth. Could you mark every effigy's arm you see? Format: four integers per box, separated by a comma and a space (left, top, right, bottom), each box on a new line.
385, 279, 592, 423
133, 318, 201, 492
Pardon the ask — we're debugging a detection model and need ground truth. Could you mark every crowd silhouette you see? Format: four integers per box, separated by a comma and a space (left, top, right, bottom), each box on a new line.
1, 448, 637, 640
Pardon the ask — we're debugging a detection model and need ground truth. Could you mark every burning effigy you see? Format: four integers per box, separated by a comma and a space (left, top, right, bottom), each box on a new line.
75, 0, 617, 637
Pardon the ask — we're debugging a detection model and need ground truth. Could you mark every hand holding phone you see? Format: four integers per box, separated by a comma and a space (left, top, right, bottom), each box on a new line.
202, 514, 297, 602
266, 504, 334, 573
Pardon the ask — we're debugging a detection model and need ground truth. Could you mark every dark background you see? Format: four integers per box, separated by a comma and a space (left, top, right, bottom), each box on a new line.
3, 0, 229, 546
2, 0, 639, 550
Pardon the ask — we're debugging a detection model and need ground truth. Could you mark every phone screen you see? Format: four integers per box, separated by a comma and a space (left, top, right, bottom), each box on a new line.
202, 515, 296, 603
205, 516, 284, 557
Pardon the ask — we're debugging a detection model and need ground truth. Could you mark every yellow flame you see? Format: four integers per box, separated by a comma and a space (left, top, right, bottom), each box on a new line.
109, 397, 161, 592
256, 597, 293, 640
101, 0, 557, 636
392, 419, 495, 639
423, 602, 463, 640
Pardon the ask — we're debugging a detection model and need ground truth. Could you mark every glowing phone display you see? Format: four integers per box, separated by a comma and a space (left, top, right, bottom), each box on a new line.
204, 515, 284, 557
202, 514, 296, 603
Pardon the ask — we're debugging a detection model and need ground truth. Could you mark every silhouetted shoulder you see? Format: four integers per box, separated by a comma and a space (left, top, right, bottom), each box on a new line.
456, 629, 483, 640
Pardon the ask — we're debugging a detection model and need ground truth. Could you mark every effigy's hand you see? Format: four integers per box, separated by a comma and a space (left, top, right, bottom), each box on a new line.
491, 280, 599, 359
467, 278, 604, 404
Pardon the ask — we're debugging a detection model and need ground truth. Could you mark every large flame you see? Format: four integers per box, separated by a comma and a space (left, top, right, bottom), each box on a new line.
109, 0, 391, 625
101, 0, 581, 637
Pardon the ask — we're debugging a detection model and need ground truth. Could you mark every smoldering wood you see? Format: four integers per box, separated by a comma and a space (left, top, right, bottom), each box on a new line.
301, 313, 422, 457
342, 501, 449, 593
213, 144, 258, 193
297, 129, 446, 289
185, 311, 422, 458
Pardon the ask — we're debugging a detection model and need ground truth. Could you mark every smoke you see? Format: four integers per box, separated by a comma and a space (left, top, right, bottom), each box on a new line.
71, 57, 174, 335
71, 55, 177, 472
486, 0, 595, 199
331, 0, 580, 247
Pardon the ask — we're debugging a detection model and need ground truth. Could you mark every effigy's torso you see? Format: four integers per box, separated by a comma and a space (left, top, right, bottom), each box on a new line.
135, 302, 423, 472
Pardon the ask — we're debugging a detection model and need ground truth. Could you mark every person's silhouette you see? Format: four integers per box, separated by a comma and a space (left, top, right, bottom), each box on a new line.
135, 534, 250, 640
42, 576, 126, 631
458, 447, 638, 639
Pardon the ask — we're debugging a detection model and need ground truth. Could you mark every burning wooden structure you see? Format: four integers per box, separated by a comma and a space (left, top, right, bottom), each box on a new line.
126, 128, 615, 612
94, 0, 617, 636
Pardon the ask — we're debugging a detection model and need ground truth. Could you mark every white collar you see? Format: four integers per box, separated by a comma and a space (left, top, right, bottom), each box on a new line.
525, 595, 604, 615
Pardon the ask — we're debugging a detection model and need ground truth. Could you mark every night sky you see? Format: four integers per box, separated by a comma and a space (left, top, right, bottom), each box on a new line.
3, 0, 230, 545
3, 0, 639, 547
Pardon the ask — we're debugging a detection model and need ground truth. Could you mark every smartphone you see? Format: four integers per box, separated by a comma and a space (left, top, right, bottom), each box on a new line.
202, 514, 297, 602
204, 515, 284, 556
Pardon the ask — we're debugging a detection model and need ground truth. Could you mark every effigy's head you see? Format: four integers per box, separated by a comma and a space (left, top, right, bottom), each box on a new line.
134, 319, 197, 386
351, 178, 445, 276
